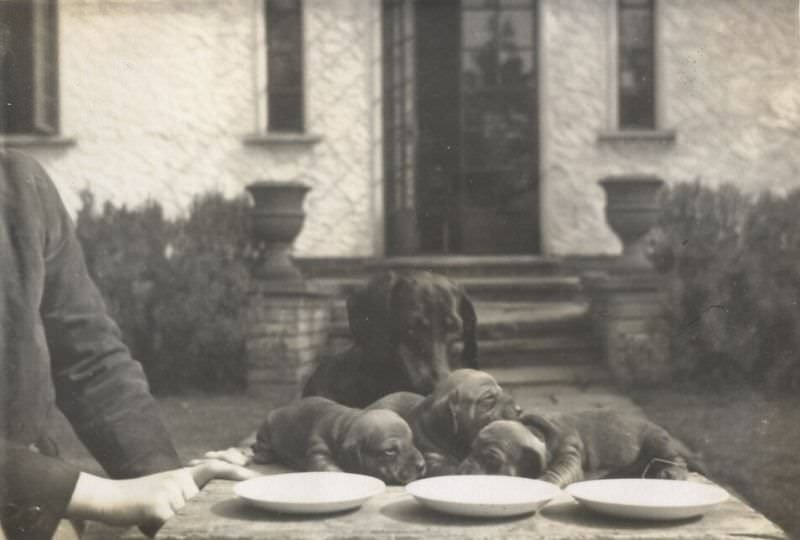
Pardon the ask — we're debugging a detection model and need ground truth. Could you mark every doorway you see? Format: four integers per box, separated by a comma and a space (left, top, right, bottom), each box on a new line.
383, 0, 540, 255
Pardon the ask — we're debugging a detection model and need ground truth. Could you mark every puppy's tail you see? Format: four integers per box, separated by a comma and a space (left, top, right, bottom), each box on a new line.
251, 420, 276, 464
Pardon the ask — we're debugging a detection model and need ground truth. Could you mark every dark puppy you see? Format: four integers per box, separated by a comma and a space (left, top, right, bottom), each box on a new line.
303, 270, 478, 407
459, 410, 705, 487
252, 396, 426, 485
369, 369, 521, 476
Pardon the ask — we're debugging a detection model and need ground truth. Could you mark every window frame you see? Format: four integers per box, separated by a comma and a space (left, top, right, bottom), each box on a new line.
0, 0, 60, 137
602, 0, 673, 139
265, 0, 305, 134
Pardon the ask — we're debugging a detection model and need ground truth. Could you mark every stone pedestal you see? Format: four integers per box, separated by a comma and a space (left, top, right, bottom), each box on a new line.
584, 270, 670, 387
244, 281, 332, 408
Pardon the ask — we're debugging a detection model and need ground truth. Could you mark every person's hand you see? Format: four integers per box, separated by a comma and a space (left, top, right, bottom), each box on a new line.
189, 446, 254, 468
65, 461, 258, 536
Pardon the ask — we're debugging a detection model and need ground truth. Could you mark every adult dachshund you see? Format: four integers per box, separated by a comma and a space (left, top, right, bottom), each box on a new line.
369, 369, 521, 476
251, 396, 426, 485
303, 270, 478, 407
458, 410, 705, 487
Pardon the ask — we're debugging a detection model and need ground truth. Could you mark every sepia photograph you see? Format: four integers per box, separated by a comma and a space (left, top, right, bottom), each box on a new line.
1, 0, 799, 538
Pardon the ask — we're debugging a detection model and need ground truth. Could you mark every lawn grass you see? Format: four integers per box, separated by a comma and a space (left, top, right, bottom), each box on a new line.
631, 385, 800, 540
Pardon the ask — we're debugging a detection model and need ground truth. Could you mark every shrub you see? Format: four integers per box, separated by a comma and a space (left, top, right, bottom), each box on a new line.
649, 181, 800, 390
76, 191, 254, 394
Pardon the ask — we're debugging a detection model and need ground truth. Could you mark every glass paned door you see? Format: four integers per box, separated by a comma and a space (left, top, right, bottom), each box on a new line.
458, 0, 539, 253
383, 0, 539, 254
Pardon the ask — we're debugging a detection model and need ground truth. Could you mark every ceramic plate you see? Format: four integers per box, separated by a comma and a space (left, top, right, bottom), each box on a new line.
565, 479, 729, 520
405, 475, 561, 517
234, 472, 385, 514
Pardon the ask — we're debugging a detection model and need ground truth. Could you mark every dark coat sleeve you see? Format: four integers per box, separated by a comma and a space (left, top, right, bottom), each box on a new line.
2, 155, 182, 539
33, 160, 181, 479
0, 443, 81, 539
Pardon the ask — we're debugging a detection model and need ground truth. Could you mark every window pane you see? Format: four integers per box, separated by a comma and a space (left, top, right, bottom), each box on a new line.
268, 91, 303, 132
0, 1, 34, 133
268, 51, 302, 89
618, 0, 655, 129
266, 0, 303, 132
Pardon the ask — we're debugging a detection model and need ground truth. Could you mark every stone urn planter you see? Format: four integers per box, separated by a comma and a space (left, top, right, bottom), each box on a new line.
246, 180, 311, 284
600, 175, 664, 268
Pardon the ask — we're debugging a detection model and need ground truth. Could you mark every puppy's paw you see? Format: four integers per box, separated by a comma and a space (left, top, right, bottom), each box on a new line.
424, 452, 459, 476
655, 465, 689, 480
193, 447, 254, 467
539, 471, 561, 485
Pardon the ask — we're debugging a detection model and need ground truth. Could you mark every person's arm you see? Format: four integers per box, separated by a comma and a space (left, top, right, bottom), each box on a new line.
0, 443, 82, 538
32, 159, 181, 480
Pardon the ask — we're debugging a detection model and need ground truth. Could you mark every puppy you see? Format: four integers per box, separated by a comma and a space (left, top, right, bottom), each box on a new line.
302, 271, 478, 407
459, 410, 705, 488
252, 396, 426, 485
369, 369, 521, 476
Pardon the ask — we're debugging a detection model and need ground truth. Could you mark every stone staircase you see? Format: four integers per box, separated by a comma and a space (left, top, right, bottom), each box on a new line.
297, 256, 612, 391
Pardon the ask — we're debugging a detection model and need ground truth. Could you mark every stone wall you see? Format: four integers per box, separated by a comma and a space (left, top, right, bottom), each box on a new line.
22, 0, 379, 257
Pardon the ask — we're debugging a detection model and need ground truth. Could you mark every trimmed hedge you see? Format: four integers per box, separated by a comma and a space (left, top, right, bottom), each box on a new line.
649, 182, 800, 390
76, 191, 254, 394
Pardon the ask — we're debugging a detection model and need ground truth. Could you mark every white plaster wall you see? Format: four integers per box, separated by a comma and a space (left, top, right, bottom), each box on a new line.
27, 0, 377, 257
21, 0, 800, 257
541, 0, 800, 255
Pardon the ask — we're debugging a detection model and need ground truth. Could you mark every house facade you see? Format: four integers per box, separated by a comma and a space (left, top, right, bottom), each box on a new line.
2, 0, 799, 259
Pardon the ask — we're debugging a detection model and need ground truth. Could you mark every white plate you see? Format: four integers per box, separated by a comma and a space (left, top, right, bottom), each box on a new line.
405, 475, 561, 517
566, 479, 729, 521
234, 472, 385, 514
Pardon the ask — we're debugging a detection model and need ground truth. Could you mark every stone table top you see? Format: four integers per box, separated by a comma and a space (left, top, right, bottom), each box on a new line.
126, 467, 787, 540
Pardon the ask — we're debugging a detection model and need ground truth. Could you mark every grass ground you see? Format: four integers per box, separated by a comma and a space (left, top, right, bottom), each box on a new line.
52, 387, 799, 539
631, 385, 800, 540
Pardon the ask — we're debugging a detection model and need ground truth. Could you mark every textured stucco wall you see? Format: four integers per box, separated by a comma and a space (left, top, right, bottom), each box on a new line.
541, 0, 800, 255
17, 0, 800, 257
24, 0, 378, 257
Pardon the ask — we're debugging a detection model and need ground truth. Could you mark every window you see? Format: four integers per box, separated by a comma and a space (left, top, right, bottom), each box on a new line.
265, 0, 304, 132
618, 0, 655, 129
0, 0, 59, 135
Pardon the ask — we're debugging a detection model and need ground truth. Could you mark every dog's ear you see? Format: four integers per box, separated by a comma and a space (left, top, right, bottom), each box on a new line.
446, 388, 462, 435
458, 291, 478, 368
339, 434, 364, 473
347, 271, 399, 351
521, 441, 548, 479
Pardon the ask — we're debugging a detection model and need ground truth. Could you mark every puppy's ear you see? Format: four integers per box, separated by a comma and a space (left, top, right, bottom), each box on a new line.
339, 436, 364, 473
347, 271, 399, 351
458, 291, 478, 368
446, 389, 462, 435
521, 442, 548, 479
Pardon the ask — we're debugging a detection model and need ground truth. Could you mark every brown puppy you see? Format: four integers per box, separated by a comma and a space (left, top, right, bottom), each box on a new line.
369, 369, 521, 476
302, 271, 478, 407
252, 396, 426, 485
459, 410, 705, 488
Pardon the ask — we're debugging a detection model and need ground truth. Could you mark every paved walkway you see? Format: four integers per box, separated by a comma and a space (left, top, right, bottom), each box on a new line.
509, 383, 643, 417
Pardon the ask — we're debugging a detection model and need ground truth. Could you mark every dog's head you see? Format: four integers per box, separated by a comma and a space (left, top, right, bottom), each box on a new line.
347, 271, 478, 394
340, 409, 426, 485
457, 419, 547, 478
429, 369, 521, 445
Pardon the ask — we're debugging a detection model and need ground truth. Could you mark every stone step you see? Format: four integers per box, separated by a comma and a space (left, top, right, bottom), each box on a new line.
486, 364, 612, 388
368, 255, 563, 277
326, 301, 592, 340
474, 335, 600, 366
298, 255, 563, 279
315, 275, 584, 305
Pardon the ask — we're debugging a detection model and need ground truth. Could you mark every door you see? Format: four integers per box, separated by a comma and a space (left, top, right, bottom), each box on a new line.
383, 0, 540, 255
383, 0, 419, 255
